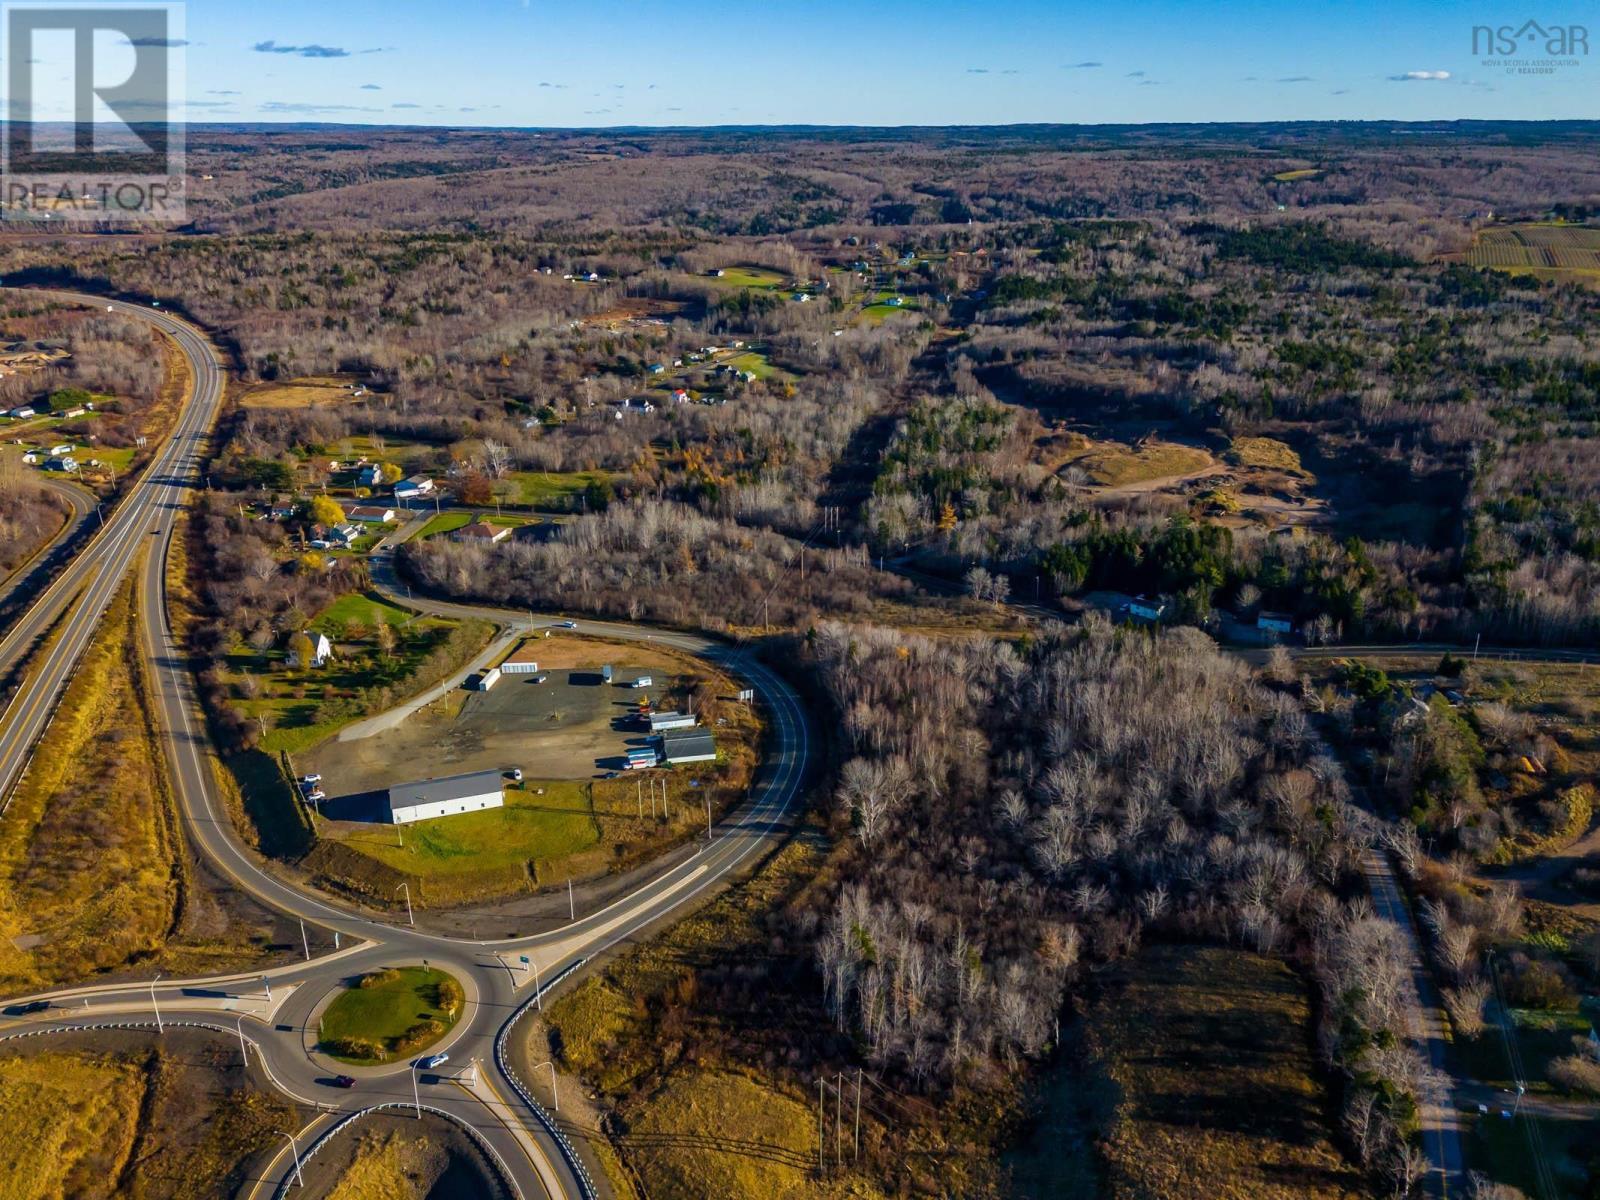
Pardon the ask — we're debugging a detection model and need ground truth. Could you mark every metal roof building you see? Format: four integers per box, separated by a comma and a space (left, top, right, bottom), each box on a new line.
387, 769, 505, 825
658, 729, 716, 765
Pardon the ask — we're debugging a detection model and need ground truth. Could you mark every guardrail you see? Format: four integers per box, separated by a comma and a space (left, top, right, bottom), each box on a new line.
272, 1102, 525, 1200
494, 957, 599, 1200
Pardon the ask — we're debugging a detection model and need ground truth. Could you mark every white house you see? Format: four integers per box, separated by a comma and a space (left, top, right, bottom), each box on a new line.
48, 442, 74, 456
386, 770, 504, 825
289, 632, 334, 669
8, 406, 35, 419
347, 505, 397, 524
394, 474, 435, 501
648, 711, 697, 733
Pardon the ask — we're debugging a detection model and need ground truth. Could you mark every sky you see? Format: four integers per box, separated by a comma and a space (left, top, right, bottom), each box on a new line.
28, 0, 1600, 126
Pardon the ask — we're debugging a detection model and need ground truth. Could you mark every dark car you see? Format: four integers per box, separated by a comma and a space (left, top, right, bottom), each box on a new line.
4, 1000, 49, 1016
329, 1075, 356, 1089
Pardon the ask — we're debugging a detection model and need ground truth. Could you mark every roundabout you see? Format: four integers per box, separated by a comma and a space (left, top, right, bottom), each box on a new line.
316, 966, 466, 1065
0, 288, 818, 1200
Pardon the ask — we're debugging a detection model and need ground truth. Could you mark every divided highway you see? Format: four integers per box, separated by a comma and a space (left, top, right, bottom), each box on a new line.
0, 291, 226, 806
0, 291, 814, 1199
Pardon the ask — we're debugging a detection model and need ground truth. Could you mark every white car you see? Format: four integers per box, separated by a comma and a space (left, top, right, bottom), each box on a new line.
417, 1053, 449, 1070
556, 620, 577, 629
507, 768, 523, 783
305, 790, 326, 803
300, 774, 322, 786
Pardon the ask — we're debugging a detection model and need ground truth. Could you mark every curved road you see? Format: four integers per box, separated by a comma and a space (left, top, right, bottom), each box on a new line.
0, 290, 815, 1200
0, 475, 94, 611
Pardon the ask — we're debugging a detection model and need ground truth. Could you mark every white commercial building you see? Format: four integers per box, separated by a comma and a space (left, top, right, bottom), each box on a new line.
387, 770, 505, 825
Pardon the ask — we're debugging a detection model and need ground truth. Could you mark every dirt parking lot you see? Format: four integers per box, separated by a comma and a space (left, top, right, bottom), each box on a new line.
301, 635, 726, 799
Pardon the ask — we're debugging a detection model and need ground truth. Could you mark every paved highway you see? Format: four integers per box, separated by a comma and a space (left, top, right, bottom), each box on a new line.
0, 476, 94, 612
0, 291, 227, 806
3, 289, 1569, 1198
0, 290, 815, 1200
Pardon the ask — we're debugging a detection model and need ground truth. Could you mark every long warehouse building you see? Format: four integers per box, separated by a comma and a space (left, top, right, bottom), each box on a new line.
387, 769, 505, 825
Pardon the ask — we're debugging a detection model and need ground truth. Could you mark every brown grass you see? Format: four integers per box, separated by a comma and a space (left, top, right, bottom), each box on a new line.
0, 572, 278, 992
238, 376, 362, 410
1082, 946, 1363, 1200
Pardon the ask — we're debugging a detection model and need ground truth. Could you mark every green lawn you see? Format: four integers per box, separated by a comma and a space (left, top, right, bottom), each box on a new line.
317, 966, 462, 1063
508, 469, 614, 509
225, 594, 491, 754
706, 266, 786, 289
724, 351, 787, 381
417, 512, 536, 540
336, 780, 598, 881
1468, 1106, 1600, 1200
311, 592, 414, 633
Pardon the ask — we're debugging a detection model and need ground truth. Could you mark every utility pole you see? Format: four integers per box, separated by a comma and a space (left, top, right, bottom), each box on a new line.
412, 1064, 422, 1119
637, 778, 642, 818
705, 794, 713, 841
263, 975, 272, 1003
281, 1131, 305, 1189
1474, 632, 1481, 660
818, 1078, 826, 1177
533, 959, 542, 1011
150, 973, 163, 1033
299, 918, 310, 961
835, 1072, 843, 1169
567, 877, 574, 922
396, 882, 414, 926
854, 1069, 862, 1160
236, 1016, 249, 1065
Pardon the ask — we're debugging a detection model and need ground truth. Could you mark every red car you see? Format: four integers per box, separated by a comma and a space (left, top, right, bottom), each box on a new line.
329, 1075, 356, 1089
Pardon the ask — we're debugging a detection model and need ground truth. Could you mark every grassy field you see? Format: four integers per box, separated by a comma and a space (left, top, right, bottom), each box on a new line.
239, 375, 361, 410
0, 1051, 142, 1198
318, 967, 463, 1062
1057, 436, 1215, 489
0, 1042, 298, 1200
1272, 167, 1323, 182
723, 350, 785, 381
1072, 945, 1363, 1200
312, 591, 414, 632
0, 578, 190, 990
332, 779, 599, 892
706, 266, 786, 289
508, 469, 614, 509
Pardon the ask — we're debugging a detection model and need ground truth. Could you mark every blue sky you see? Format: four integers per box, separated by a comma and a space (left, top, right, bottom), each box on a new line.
173, 0, 1594, 125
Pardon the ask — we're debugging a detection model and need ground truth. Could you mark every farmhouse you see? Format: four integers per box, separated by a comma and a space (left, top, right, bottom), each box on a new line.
289, 632, 334, 669
347, 505, 397, 524
387, 769, 505, 825
658, 729, 716, 765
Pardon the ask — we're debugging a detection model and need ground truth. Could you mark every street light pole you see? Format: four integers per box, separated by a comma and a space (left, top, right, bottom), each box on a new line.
149, 973, 163, 1033
533, 958, 542, 1011
567, 877, 574, 922
412, 1064, 422, 1119
299, 918, 310, 961
535, 1060, 558, 1111
236, 1016, 248, 1066
397, 882, 414, 926
280, 1131, 304, 1189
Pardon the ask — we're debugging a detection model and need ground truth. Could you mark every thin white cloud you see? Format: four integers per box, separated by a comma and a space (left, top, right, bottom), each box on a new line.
1389, 69, 1451, 81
